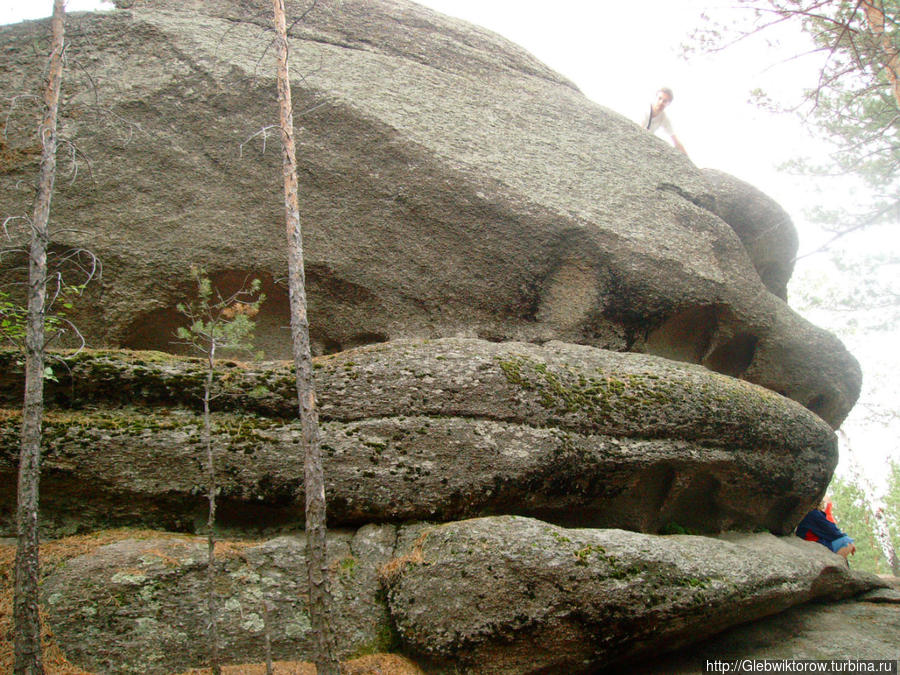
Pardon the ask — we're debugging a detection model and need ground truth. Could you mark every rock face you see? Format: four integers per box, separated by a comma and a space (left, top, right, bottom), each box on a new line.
30, 519, 888, 675
703, 168, 799, 300
38, 527, 398, 674
0, 0, 859, 426
383, 517, 887, 674
631, 592, 900, 673
0, 339, 837, 536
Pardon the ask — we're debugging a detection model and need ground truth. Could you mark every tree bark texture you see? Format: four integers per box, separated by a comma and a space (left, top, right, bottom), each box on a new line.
14, 2, 65, 673
272, 1, 340, 672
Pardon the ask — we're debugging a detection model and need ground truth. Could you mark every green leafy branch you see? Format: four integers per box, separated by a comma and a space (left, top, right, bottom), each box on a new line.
2, 215, 99, 357
683, 0, 900, 240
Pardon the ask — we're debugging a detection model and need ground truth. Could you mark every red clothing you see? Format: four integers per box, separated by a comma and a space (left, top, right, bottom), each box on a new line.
796, 508, 847, 543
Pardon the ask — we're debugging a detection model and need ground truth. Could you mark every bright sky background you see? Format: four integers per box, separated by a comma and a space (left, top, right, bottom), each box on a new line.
3, 1, 898, 490
0, 0, 114, 25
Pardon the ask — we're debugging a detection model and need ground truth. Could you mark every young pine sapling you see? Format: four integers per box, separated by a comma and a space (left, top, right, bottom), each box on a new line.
174, 266, 264, 675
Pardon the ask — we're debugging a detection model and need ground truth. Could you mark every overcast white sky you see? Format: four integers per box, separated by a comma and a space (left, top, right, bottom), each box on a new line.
0, 0, 114, 25
3, 0, 898, 486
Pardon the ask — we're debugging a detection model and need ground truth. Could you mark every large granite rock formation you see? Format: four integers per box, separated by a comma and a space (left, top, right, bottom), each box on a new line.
19, 521, 888, 675
0, 340, 837, 536
702, 168, 799, 301
0, 2, 884, 673
382, 517, 887, 674
0, 0, 859, 426
37, 527, 398, 675
631, 589, 900, 673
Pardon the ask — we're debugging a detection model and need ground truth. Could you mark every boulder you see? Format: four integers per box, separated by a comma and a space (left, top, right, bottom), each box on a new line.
0, 0, 859, 426
702, 168, 799, 300
27, 520, 890, 675
630, 595, 900, 672
382, 516, 888, 674
0, 339, 838, 536
38, 526, 398, 675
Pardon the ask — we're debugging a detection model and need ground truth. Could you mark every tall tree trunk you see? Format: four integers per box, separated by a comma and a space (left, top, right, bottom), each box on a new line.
271, 1, 340, 672
14, 2, 65, 674
862, 0, 900, 108
877, 509, 900, 577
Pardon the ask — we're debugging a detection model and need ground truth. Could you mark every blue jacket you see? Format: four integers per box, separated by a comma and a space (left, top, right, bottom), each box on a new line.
795, 509, 846, 543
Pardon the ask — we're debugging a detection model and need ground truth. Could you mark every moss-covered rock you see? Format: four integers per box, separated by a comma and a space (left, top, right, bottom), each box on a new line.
381, 516, 887, 674
38, 525, 397, 674
0, 339, 838, 536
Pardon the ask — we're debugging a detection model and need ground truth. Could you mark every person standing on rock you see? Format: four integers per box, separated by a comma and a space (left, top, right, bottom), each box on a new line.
795, 501, 856, 562
639, 87, 688, 155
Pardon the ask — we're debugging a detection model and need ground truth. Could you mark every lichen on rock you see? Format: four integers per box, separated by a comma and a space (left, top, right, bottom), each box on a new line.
1, 339, 838, 537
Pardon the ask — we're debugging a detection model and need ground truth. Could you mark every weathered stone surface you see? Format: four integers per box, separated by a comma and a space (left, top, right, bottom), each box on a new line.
28, 520, 893, 675
0, 0, 859, 425
0, 339, 838, 536
857, 587, 900, 603
39, 526, 398, 674
382, 516, 888, 674
702, 168, 799, 300
629, 598, 900, 672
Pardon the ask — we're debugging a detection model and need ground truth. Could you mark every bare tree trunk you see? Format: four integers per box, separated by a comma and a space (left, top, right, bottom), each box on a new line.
204, 346, 221, 675
263, 599, 275, 675
272, 1, 340, 672
875, 508, 900, 576
14, 2, 65, 674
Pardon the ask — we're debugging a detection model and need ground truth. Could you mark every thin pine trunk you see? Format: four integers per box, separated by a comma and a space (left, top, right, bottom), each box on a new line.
204, 346, 221, 675
14, 2, 65, 673
272, 1, 340, 672
263, 599, 275, 675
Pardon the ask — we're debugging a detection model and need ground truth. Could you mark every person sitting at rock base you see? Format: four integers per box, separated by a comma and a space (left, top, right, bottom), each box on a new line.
795, 500, 856, 561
